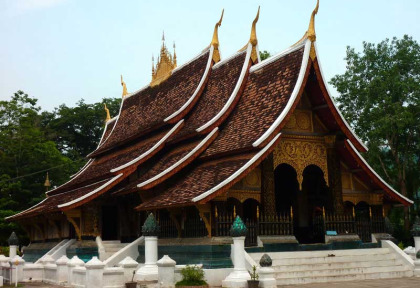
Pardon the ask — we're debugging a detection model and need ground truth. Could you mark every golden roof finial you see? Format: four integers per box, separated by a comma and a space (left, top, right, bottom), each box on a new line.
121, 75, 128, 97
239, 6, 260, 63
44, 172, 51, 191
151, 33, 177, 87
173, 42, 177, 66
104, 103, 111, 122
250, 6, 260, 47
210, 9, 224, 63
307, 0, 319, 42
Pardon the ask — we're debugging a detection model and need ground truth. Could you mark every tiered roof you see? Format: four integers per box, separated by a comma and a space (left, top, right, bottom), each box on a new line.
8, 2, 412, 221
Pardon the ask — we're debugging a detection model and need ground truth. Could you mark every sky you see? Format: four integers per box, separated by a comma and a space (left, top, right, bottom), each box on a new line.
1, 0, 419, 111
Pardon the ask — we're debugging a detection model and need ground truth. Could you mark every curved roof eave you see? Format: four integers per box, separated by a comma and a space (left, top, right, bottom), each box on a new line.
192, 132, 282, 204
345, 140, 413, 206
252, 40, 311, 148
313, 42, 368, 153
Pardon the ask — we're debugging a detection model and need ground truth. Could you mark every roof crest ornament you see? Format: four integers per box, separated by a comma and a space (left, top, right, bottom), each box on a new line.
293, 0, 319, 60
104, 104, 111, 122
239, 6, 260, 63
44, 172, 51, 191
121, 75, 129, 97
210, 9, 224, 63
151, 31, 177, 87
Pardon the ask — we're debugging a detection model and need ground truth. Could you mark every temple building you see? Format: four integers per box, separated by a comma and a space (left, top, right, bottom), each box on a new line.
7, 1, 412, 262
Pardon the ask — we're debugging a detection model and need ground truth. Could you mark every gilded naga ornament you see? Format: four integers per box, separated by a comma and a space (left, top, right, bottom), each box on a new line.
104, 104, 111, 122
121, 75, 129, 97
151, 32, 177, 87
293, 0, 319, 60
239, 6, 260, 63
210, 9, 224, 63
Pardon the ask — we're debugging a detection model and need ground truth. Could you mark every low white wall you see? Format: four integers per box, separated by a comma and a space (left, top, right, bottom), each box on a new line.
103, 267, 124, 288
204, 268, 233, 287
22, 263, 43, 282
43, 264, 57, 284
104, 236, 144, 267
382, 240, 414, 269
72, 266, 86, 288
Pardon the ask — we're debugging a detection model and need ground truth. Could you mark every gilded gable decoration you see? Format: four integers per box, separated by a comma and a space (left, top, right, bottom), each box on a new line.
293, 0, 319, 60
273, 135, 328, 189
104, 104, 111, 122
121, 75, 129, 97
151, 32, 177, 87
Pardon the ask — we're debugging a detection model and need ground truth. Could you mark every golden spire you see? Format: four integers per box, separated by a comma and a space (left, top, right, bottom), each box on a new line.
239, 6, 260, 63
44, 172, 51, 191
210, 9, 224, 63
104, 103, 111, 122
121, 75, 129, 97
151, 32, 177, 87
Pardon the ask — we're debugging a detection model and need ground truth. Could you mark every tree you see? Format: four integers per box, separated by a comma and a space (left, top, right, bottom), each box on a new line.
259, 50, 271, 61
0, 91, 78, 245
330, 35, 420, 231
42, 97, 121, 159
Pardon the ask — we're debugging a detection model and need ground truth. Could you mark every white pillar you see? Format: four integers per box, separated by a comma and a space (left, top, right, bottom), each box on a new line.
136, 236, 158, 281
414, 236, 420, 255
118, 256, 139, 283
67, 256, 85, 285
0, 255, 10, 281
85, 256, 105, 288
258, 267, 276, 288
55, 255, 69, 284
9, 246, 17, 259
10, 255, 25, 283
222, 236, 250, 288
157, 255, 176, 288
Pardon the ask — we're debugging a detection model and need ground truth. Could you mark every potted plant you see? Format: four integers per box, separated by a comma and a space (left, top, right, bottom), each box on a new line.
247, 265, 259, 288
125, 270, 136, 288
175, 265, 208, 288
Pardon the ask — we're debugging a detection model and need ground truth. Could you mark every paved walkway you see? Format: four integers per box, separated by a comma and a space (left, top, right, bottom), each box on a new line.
281, 277, 420, 288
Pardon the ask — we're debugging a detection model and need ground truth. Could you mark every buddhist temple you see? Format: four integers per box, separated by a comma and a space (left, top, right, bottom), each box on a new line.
7, 1, 413, 264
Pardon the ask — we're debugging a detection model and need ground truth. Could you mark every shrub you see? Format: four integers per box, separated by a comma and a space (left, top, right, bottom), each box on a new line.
175, 265, 207, 287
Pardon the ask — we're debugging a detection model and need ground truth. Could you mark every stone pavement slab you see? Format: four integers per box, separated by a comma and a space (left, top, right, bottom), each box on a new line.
281, 277, 420, 288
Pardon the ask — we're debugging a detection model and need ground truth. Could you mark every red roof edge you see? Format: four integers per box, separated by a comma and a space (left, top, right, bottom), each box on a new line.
312, 43, 368, 153
193, 133, 283, 204
344, 140, 413, 206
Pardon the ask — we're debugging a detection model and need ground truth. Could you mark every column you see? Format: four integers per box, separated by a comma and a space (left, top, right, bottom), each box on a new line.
222, 216, 250, 288
8, 232, 19, 258
67, 255, 85, 285
258, 254, 276, 288
136, 213, 160, 281
325, 136, 344, 214
262, 154, 276, 216
55, 255, 69, 284
118, 256, 139, 283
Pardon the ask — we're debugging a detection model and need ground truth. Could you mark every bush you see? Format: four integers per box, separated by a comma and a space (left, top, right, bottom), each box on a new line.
0, 246, 9, 256
175, 265, 207, 287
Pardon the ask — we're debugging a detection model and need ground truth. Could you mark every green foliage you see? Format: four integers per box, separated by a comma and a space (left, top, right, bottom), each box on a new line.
176, 265, 207, 287
41, 97, 121, 160
398, 241, 405, 250
259, 50, 271, 61
0, 91, 121, 245
249, 265, 259, 281
330, 35, 420, 225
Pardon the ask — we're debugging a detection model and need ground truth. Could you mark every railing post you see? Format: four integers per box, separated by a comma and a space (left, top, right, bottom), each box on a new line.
136, 213, 160, 281
222, 216, 250, 288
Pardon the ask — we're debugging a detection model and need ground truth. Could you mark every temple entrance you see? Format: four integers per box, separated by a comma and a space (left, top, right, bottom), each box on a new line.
274, 164, 331, 244
102, 205, 119, 240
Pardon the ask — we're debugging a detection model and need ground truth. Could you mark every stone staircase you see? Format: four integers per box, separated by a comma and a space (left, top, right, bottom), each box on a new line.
249, 248, 413, 286
102, 240, 128, 261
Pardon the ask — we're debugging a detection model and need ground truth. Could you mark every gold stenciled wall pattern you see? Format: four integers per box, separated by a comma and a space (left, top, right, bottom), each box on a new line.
273, 135, 329, 189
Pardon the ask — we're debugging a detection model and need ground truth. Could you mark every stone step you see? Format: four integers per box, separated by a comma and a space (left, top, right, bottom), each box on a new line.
275, 264, 410, 279
271, 253, 396, 266
250, 248, 390, 261
276, 270, 413, 286
273, 259, 403, 272
102, 240, 122, 245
